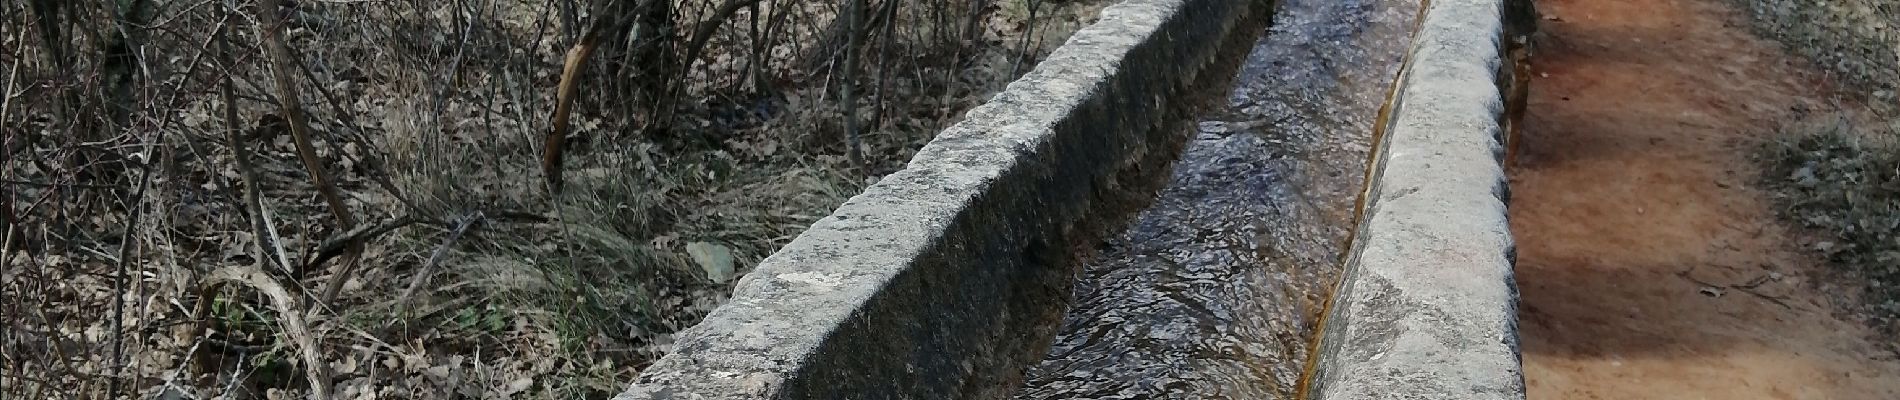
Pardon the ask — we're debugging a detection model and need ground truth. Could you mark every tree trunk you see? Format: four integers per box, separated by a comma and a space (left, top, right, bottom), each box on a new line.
26, 0, 73, 129
100, 0, 153, 133
593, 0, 676, 133
842, 0, 866, 174
797, 0, 896, 78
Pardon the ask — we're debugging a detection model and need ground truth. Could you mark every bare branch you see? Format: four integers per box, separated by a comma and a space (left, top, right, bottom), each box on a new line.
393, 212, 483, 312
287, 47, 417, 212
189, 4, 293, 381
252, 0, 371, 313
679, 0, 768, 74
205, 266, 332, 400
842, 0, 867, 174
304, 214, 428, 274
254, 0, 357, 230
543, 22, 603, 194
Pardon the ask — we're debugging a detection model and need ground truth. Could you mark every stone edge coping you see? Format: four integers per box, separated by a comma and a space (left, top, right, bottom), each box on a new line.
1303, 0, 1538, 399
616, 0, 1265, 398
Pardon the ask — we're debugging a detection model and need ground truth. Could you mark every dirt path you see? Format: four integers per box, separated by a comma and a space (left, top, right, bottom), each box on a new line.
1508, 0, 1900, 399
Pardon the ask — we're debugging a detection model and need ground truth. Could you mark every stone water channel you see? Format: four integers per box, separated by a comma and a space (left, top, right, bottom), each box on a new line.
1013, 0, 1422, 398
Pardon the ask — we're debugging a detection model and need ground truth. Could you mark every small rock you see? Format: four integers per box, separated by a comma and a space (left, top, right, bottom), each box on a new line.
686, 242, 737, 283
1791, 165, 1820, 187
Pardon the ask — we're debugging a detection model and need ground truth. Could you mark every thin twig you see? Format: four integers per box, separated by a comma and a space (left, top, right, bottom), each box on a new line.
286, 46, 418, 212
2, 31, 23, 278
0, 179, 121, 190
103, 4, 227, 394
215, 1, 284, 271
393, 212, 483, 312
1734, 274, 1775, 290
191, 4, 290, 381
869, 0, 898, 130
106, 115, 153, 400
257, 199, 296, 274
0, 31, 20, 131
1008, 0, 1043, 78
1676, 268, 1725, 288
1738, 288, 1798, 310
303, 209, 544, 271
1677, 268, 1800, 310
841, 0, 866, 174
560, 0, 580, 42
216, 351, 247, 398
304, 215, 428, 273
678, 0, 769, 75
248, 0, 372, 317
313, 252, 366, 310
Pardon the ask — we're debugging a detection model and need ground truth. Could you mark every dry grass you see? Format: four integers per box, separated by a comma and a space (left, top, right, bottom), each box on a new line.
1763, 114, 1900, 336
1733, 0, 1899, 111
0, 0, 1108, 398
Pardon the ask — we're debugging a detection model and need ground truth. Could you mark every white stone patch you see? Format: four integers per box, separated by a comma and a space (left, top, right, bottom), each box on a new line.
777, 271, 845, 291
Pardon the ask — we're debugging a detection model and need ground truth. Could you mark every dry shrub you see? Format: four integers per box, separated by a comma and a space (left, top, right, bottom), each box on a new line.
1764, 115, 1900, 334
1734, 0, 1900, 110
2, 0, 1108, 398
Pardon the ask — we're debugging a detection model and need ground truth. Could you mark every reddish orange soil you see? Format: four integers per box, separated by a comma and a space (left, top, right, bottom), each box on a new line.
1508, 0, 1900, 399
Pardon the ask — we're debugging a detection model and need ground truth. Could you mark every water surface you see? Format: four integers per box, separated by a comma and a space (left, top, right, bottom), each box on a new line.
1013, 0, 1421, 398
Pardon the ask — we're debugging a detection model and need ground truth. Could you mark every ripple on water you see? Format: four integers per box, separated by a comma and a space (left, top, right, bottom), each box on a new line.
1013, 0, 1423, 398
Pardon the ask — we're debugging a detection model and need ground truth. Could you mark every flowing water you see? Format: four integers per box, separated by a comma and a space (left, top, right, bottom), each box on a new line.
1013, 0, 1421, 398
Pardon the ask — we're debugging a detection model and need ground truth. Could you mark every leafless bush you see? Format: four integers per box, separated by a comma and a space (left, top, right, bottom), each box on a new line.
1764, 115, 1900, 339
2, 0, 1104, 398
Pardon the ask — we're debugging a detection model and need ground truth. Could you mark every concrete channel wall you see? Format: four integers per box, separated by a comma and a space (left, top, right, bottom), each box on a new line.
1302, 0, 1538, 399
614, 0, 1267, 398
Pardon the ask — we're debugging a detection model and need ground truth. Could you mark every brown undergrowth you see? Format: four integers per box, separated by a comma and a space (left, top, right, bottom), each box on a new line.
0, 0, 1108, 398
